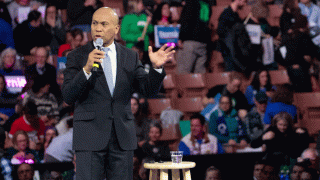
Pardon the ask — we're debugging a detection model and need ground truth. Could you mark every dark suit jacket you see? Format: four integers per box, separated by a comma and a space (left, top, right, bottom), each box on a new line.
62, 41, 165, 151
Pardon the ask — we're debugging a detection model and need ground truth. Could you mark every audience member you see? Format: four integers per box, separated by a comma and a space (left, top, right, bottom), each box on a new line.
6, 130, 40, 164
22, 76, 59, 125
252, 112, 310, 163
244, 70, 275, 107
15, 163, 34, 180
209, 95, 248, 148
245, 91, 268, 142
13, 10, 51, 56
43, 126, 58, 152
7, 0, 40, 29
44, 117, 73, 163
217, 0, 254, 75
61, 154, 76, 180
0, 127, 12, 180
299, 148, 320, 171
2, 100, 23, 133
291, 162, 307, 180
44, 4, 66, 55
179, 113, 224, 155
0, 74, 18, 109
9, 100, 45, 149
280, 0, 300, 44
132, 97, 151, 147
139, 122, 171, 162
263, 84, 296, 125
253, 160, 265, 180
57, 28, 83, 57
177, 0, 213, 73
151, 2, 171, 26
121, 0, 153, 52
0, 18, 14, 53
299, 0, 320, 28
300, 168, 319, 180
0, 47, 23, 75
169, 1, 182, 26
205, 166, 222, 180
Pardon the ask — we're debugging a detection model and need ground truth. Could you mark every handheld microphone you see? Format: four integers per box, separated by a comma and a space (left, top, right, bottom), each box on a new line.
93, 38, 103, 72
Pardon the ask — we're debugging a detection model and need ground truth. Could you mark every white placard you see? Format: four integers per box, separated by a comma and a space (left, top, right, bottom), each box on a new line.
279, 46, 287, 59
262, 37, 274, 65
245, 24, 262, 44
18, 5, 46, 24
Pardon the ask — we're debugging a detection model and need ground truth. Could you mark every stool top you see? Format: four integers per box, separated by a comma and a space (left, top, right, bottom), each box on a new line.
144, 161, 196, 169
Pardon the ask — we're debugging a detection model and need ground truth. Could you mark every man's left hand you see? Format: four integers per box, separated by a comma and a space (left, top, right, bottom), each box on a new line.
148, 44, 175, 69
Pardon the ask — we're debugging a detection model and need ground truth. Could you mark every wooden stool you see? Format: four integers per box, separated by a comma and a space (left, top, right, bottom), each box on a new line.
144, 161, 196, 180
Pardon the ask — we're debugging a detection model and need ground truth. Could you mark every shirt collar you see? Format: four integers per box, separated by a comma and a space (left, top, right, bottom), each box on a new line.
93, 41, 116, 53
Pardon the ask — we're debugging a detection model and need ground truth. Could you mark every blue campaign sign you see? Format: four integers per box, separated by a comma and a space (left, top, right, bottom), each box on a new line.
154, 25, 180, 48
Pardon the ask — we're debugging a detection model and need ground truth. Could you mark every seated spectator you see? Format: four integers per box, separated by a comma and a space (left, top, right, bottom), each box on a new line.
44, 4, 66, 55
169, 2, 182, 26
301, 168, 319, 180
131, 97, 151, 147
0, 18, 14, 53
0, 47, 23, 75
245, 70, 275, 107
203, 72, 250, 120
14, 163, 34, 180
205, 166, 222, 180
253, 160, 265, 180
280, 0, 300, 43
299, 148, 320, 171
252, 112, 310, 162
209, 95, 248, 147
151, 2, 171, 26
299, 0, 320, 28
245, 91, 268, 142
22, 76, 59, 126
13, 10, 51, 56
43, 126, 58, 152
6, 130, 41, 164
139, 122, 171, 162
44, 117, 73, 163
57, 28, 83, 57
0, 127, 12, 180
179, 113, 224, 155
263, 84, 297, 125
291, 162, 307, 180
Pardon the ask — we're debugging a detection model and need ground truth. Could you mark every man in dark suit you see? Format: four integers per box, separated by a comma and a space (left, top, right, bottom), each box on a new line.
62, 7, 175, 180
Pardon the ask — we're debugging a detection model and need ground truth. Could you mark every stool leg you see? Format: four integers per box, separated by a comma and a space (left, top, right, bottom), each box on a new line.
172, 169, 180, 180
149, 169, 159, 180
182, 169, 191, 180
160, 169, 169, 180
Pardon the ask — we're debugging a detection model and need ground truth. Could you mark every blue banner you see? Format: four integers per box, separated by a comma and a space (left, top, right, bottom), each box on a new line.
154, 25, 180, 48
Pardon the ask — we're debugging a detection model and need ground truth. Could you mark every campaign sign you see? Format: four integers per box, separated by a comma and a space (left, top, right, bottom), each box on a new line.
154, 25, 180, 48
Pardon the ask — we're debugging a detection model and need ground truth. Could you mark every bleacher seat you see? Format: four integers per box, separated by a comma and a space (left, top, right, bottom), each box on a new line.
176, 73, 206, 97
269, 70, 290, 85
163, 74, 178, 99
205, 72, 230, 89
174, 97, 204, 120
148, 98, 173, 119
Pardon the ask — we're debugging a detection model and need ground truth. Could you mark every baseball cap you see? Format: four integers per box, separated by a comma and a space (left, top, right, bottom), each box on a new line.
255, 91, 268, 104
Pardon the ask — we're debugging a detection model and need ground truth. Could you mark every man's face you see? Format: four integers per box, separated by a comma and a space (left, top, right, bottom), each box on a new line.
56, 73, 64, 87
253, 164, 264, 180
255, 100, 267, 113
16, 134, 28, 151
31, 17, 41, 28
291, 165, 305, 180
71, 34, 83, 49
263, 165, 274, 180
205, 170, 221, 180
18, 164, 34, 180
35, 48, 47, 66
91, 8, 120, 47
190, 119, 204, 138
227, 79, 241, 94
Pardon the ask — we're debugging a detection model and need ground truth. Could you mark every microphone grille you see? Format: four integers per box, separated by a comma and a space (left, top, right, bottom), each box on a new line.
96, 38, 103, 47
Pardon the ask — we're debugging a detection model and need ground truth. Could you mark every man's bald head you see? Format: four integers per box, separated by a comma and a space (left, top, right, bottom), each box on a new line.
93, 7, 119, 25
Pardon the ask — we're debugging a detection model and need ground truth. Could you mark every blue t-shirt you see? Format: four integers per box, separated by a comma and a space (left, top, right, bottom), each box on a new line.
179, 139, 225, 155
264, 102, 297, 124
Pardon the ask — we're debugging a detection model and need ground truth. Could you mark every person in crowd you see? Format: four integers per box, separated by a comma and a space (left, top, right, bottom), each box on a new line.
0, 74, 18, 109
0, 47, 23, 75
7, 0, 40, 29
151, 2, 172, 26
253, 160, 265, 180
245, 70, 275, 107
280, 0, 300, 43
44, 117, 73, 163
2, 100, 23, 133
245, 91, 268, 142
252, 112, 311, 163
62, 154, 76, 180
131, 97, 151, 147
0, 18, 14, 53
205, 166, 222, 180
177, 0, 213, 73
6, 130, 41, 164
22, 76, 59, 126
253, 159, 281, 180
217, 0, 255, 75
300, 168, 319, 180
299, 148, 320, 171
57, 28, 83, 57
9, 100, 45, 150
14, 163, 34, 180
170, 2, 182, 26
209, 94, 248, 148
291, 162, 307, 180
179, 113, 224, 155
43, 126, 58, 152
44, 3, 66, 55
299, 0, 320, 28
263, 84, 296, 125
203, 72, 250, 120
278, 14, 317, 93
139, 122, 171, 162
13, 10, 51, 56
0, 127, 12, 180
121, 0, 153, 52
